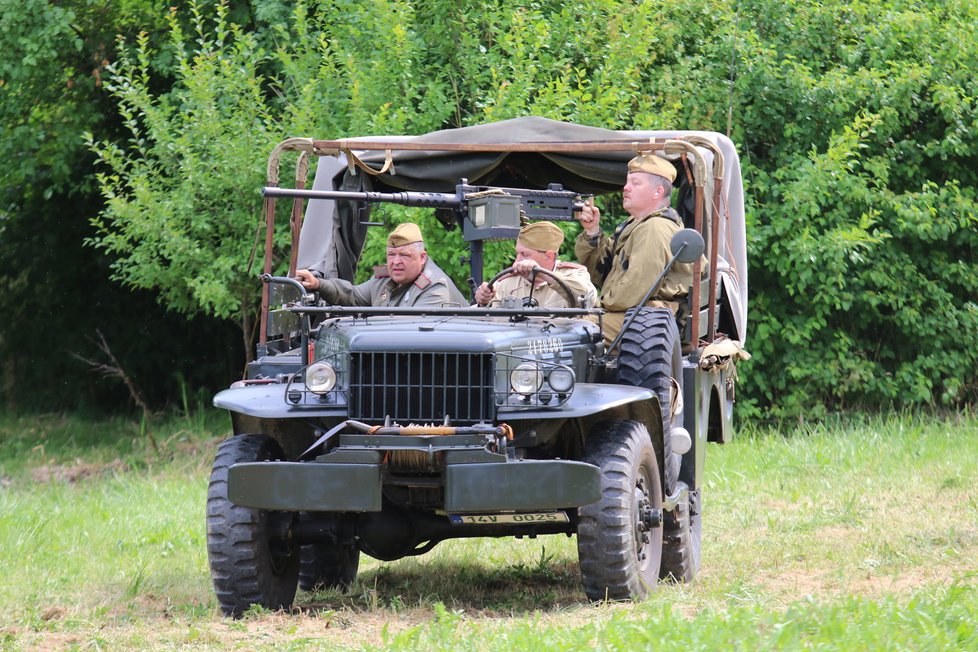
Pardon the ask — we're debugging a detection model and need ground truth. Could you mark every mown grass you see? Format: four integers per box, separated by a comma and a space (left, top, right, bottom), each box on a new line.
0, 411, 976, 650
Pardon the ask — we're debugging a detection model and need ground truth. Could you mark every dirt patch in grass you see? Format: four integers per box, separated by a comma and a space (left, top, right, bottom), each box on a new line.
10, 562, 976, 651
29, 458, 128, 484
245, 610, 424, 648
749, 556, 978, 605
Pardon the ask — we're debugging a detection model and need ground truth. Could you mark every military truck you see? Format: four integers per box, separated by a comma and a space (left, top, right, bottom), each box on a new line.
206, 116, 748, 616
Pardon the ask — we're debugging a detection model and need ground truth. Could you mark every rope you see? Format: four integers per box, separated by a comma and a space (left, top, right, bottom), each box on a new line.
344, 148, 395, 176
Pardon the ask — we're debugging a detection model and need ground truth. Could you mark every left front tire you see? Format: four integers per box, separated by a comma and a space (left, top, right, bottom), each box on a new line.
207, 434, 300, 617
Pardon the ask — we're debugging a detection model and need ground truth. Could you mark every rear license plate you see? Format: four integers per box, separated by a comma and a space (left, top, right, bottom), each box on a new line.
448, 512, 569, 525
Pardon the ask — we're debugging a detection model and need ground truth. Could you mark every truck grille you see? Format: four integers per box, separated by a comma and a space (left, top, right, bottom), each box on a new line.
349, 352, 495, 425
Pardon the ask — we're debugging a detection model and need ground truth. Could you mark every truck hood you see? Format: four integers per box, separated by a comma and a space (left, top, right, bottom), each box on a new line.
317, 315, 600, 355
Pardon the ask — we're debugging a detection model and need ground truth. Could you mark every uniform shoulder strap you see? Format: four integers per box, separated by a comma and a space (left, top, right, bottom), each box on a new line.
595, 217, 632, 282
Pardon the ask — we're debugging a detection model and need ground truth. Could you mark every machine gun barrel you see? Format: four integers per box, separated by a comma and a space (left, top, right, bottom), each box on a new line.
262, 186, 461, 209
264, 182, 588, 220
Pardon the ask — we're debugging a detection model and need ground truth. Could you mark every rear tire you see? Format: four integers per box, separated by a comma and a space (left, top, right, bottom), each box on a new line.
207, 434, 300, 617
659, 488, 702, 582
577, 420, 663, 601
298, 532, 360, 593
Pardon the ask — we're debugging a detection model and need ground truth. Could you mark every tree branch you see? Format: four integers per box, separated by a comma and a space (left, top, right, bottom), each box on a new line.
71, 330, 158, 452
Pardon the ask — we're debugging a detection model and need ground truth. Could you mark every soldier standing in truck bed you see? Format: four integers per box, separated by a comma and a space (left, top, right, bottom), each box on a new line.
575, 154, 700, 343
296, 222, 465, 307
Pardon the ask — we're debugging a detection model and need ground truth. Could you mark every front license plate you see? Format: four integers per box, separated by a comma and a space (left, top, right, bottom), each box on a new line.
448, 512, 569, 525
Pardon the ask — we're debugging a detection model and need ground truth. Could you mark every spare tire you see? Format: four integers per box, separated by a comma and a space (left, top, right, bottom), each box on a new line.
615, 307, 681, 491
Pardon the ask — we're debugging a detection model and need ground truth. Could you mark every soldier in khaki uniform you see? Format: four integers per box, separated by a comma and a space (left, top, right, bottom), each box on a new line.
575, 154, 700, 343
296, 222, 465, 307
474, 221, 599, 309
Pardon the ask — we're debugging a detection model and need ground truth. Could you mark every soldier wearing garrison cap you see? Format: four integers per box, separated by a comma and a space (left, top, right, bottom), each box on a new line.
296, 222, 465, 308
574, 153, 704, 343
475, 221, 598, 309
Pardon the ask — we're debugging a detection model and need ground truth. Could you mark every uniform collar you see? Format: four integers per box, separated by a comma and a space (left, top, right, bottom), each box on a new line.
375, 260, 435, 291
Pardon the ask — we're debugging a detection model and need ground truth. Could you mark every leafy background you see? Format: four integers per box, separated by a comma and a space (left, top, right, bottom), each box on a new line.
1, 0, 976, 419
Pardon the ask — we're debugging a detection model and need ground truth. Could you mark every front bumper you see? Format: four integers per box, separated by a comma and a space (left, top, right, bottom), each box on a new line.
228, 458, 601, 513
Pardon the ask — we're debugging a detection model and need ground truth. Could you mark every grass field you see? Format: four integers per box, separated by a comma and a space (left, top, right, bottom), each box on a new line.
1, 411, 976, 650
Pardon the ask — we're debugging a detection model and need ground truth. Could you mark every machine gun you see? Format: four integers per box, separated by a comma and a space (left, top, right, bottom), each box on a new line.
263, 178, 590, 298
262, 178, 590, 242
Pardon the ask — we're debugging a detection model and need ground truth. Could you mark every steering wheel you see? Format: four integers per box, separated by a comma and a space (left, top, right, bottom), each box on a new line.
485, 265, 579, 308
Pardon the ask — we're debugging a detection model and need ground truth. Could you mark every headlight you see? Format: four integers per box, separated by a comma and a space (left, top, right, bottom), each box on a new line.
547, 367, 575, 393
305, 361, 337, 394
510, 362, 543, 395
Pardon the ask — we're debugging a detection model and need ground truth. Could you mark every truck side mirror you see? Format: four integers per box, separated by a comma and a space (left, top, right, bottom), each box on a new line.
670, 228, 705, 263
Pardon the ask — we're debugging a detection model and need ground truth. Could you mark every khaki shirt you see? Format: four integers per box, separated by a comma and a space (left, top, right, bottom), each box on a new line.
575, 207, 695, 311
486, 260, 599, 308
317, 258, 466, 308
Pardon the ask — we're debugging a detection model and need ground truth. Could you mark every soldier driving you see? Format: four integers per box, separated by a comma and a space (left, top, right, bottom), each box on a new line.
474, 221, 598, 309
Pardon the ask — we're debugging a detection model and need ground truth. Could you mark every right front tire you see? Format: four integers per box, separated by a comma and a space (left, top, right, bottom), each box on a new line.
577, 420, 663, 601
207, 434, 300, 617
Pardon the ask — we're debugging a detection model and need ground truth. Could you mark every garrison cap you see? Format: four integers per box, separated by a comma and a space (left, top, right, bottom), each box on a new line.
627, 154, 677, 183
387, 222, 424, 248
517, 221, 564, 252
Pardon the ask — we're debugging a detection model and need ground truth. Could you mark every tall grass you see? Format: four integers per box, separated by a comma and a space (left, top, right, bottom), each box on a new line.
0, 411, 975, 650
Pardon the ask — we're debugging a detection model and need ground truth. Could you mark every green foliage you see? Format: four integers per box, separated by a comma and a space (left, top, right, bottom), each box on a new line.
0, 0, 218, 414
0, 0, 104, 196
733, 0, 978, 417
76, 0, 978, 417
87, 0, 466, 329
273, 0, 454, 136
88, 3, 282, 325
0, 8, 73, 199
0, 0, 168, 196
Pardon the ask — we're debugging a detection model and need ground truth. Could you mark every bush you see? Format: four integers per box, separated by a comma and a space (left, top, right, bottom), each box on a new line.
88, 0, 978, 416
732, 0, 978, 416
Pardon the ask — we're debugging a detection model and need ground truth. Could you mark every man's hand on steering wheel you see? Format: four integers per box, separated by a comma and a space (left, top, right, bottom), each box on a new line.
474, 282, 496, 306
511, 259, 543, 280
295, 269, 321, 291
484, 265, 579, 308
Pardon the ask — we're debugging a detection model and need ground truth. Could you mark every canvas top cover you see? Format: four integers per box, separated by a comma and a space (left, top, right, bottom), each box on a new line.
290, 116, 747, 341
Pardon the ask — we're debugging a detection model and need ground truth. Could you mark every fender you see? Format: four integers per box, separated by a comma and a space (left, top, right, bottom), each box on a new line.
213, 382, 657, 421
